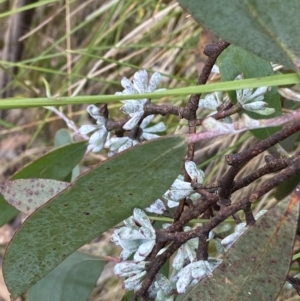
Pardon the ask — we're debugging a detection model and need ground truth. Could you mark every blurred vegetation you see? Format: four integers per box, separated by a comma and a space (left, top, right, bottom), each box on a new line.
0, 0, 205, 175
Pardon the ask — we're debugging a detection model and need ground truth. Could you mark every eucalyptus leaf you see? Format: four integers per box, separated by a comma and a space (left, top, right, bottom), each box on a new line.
54, 128, 74, 146
218, 45, 282, 140
0, 179, 69, 214
3, 136, 186, 299
178, 0, 300, 73
0, 141, 87, 226
54, 129, 81, 181
183, 187, 300, 301
0, 197, 18, 228
28, 251, 105, 301
13, 141, 87, 180
274, 174, 300, 201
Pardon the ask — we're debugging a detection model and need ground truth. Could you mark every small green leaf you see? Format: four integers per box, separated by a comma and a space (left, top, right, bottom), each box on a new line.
3, 136, 186, 299
0, 141, 86, 226
218, 45, 282, 140
274, 174, 300, 201
54, 128, 74, 146
178, 0, 300, 73
0, 197, 18, 228
183, 188, 300, 301
0, 179, 69, 214
54, 129, 82, 181
28, 251, 106, 301
12, 141, 87, 180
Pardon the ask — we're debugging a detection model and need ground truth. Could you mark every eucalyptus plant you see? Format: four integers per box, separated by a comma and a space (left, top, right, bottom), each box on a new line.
1, 1, 300, 301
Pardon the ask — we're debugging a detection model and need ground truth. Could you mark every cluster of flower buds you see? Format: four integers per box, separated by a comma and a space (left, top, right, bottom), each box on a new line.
235, 74, 275, 115
79, 70, 165, 155
111, 208, 156, 262
143, 161, 205, 213
78, 104, 109, 153
80, 68, 273, 157
198, 70, 274, 118
117, 69, 162, 130
162, 161, 204, 208
110, 160, 225, 298
111, 208, 224, 298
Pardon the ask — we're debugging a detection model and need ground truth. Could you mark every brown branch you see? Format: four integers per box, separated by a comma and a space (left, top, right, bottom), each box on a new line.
168, 191, 219, 232
250, 156, 300, 202
215, 120, 300, 209
243, 202, 255, 226
138, 159, 300, 299
227, 120, 300, 166
218, 165, 241, 204
287, 275, 300, 295
137, 195, 249, 299
135, 241, 182, 299
166, 40, 231, 226
144, 103, 182, 117
184, 40, 230, 163
106, 103, 182, 132
196, 103, 241, 126
186, 40, 231, 116
196, 205, 210, 261
232, 155, 293, 193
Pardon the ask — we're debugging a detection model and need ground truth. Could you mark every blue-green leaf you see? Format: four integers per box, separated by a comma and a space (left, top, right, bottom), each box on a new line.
54, 128, 82, 181
178, 0, 300, 73
218, 45, 281, 140
3, 136, 186, 299
0, 179, 69, 214
0, 141, 87, 226
183, 190, 299, 301
28, 251, 106, 301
